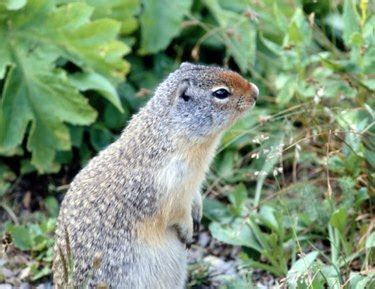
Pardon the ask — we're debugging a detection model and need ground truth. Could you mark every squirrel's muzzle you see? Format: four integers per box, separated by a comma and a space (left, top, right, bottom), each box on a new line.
249, 82, 259, 101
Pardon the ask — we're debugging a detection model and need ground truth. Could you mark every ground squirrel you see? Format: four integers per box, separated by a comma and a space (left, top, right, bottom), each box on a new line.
53, 63, 259, 288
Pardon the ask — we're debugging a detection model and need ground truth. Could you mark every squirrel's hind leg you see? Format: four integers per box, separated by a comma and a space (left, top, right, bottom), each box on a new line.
132, 235, 187, 289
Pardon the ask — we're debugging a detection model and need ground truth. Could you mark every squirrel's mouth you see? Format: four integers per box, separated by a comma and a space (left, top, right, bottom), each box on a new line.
236, 99, 256, 112
236, 82, 258, 111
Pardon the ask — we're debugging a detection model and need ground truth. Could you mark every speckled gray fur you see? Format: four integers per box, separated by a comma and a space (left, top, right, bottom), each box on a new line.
53, 63, 258, 288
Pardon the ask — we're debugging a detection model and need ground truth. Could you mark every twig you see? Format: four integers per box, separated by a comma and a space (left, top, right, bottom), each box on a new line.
0, 202, 19, 225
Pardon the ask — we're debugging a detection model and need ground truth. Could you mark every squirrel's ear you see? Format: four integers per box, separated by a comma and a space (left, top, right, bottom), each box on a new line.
175, 79, 190, 102
180, 62, 195, 70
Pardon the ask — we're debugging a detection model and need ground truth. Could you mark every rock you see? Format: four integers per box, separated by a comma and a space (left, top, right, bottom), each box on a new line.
36, 283, 53, 289
20, 283, 31, 289
203, 255, 237, 276
197, 231, 210, 247
36, 282, 53, 289
187, 245, 204, 262
0, 268, 14, 280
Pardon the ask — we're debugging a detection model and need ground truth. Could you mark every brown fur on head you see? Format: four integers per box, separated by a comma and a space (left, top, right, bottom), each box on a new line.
216, 70, 258, 111
152, 63, 259, 142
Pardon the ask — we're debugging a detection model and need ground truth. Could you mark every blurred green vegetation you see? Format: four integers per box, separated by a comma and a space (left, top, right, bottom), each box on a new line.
0, 0, 374, 287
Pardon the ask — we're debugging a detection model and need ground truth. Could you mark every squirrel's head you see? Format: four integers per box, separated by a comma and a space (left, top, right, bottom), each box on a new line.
153, 62, 259, 142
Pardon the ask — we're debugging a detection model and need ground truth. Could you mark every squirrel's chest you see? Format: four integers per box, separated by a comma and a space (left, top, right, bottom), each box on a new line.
157, 157, 203, 193
156, 138, 219, 199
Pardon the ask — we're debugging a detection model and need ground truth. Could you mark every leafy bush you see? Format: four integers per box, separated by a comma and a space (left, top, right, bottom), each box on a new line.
0, 0, 374, 287
0, 0, 133, 172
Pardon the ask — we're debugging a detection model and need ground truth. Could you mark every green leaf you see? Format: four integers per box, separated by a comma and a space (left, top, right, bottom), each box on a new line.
217, 150, 235, 178
47, 3, 131, 79
7, 225, 33, 250
343, 0, 360, 46
337, 109, 371, 133
276, 75, 296, 105
0, 65, 97, 172
139, 0, 192, 54
31, 263, 51, 281
0, 0, 130, 172
89, 124, 115, 151
4, 0, 27, 10
228, 183, 247, 213
69, 72, 124, 113
221, 110, 260, 150
58, 0, 140, 35
218, 0, 250, 13
85, 0, 140, 35
349, 272, 375, 289
283, 8, 311, 47
362, 78, 375, 90
0, 162, 16, 196
287, 251, 319, 289
20, 159, 37, 175
320, 265, 341, 289
203, 197, 231, 222
366, 232, 375, 249
204, 0, 256, 73
271, 1, 289, 33
69, 125, 84, 148
330, 207, 348, 234
44, 196, 59, 218
0, 32, 12, 79
258, 205, 281, 234
104, 102, 130, 130
209, 220, 261, 251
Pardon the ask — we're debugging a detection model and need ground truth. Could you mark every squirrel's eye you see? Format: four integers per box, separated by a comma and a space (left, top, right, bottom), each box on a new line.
212, 88, 230, 99
181, 92, 190, 102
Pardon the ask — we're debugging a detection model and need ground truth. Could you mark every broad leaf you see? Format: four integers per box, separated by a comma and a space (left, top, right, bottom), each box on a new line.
87, 0, 140, 35
204, 0, 256, 73
228, 183, 247, 212
89, 124, 115, 151
0, 64, 97, 172
283, 9, 311, 47
287, 251, 319, 289
258, 205, 282, 235
69, 72, 124, 113
320, 265, 341, 289
59, 0, 140, 35
4, 0, 27, 10
349, 272, 375, 289
209, 220, 262, 251
203, 197, 231, 222
343, 0, 360, 46
139, 0, 192, 54
330, 207, 348, 234
0, 0, 129, 172
7, 225, 33, 250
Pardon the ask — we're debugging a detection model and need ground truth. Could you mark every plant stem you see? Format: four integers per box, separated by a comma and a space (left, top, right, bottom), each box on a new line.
329, 224, 340, 266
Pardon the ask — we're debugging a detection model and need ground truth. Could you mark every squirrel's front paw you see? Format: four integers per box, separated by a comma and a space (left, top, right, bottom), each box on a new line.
173, 223, 194, 249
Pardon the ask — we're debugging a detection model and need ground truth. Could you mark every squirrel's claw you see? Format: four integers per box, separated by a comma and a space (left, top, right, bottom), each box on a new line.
192, 192, 202, 237
193, 219, 200, 235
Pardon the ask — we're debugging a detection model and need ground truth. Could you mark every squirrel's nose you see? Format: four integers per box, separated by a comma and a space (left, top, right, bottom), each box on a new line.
249, 82, 259, 101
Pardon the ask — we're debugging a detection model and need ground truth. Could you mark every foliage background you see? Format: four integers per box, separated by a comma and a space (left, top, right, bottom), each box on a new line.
0, 0, 374, 288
